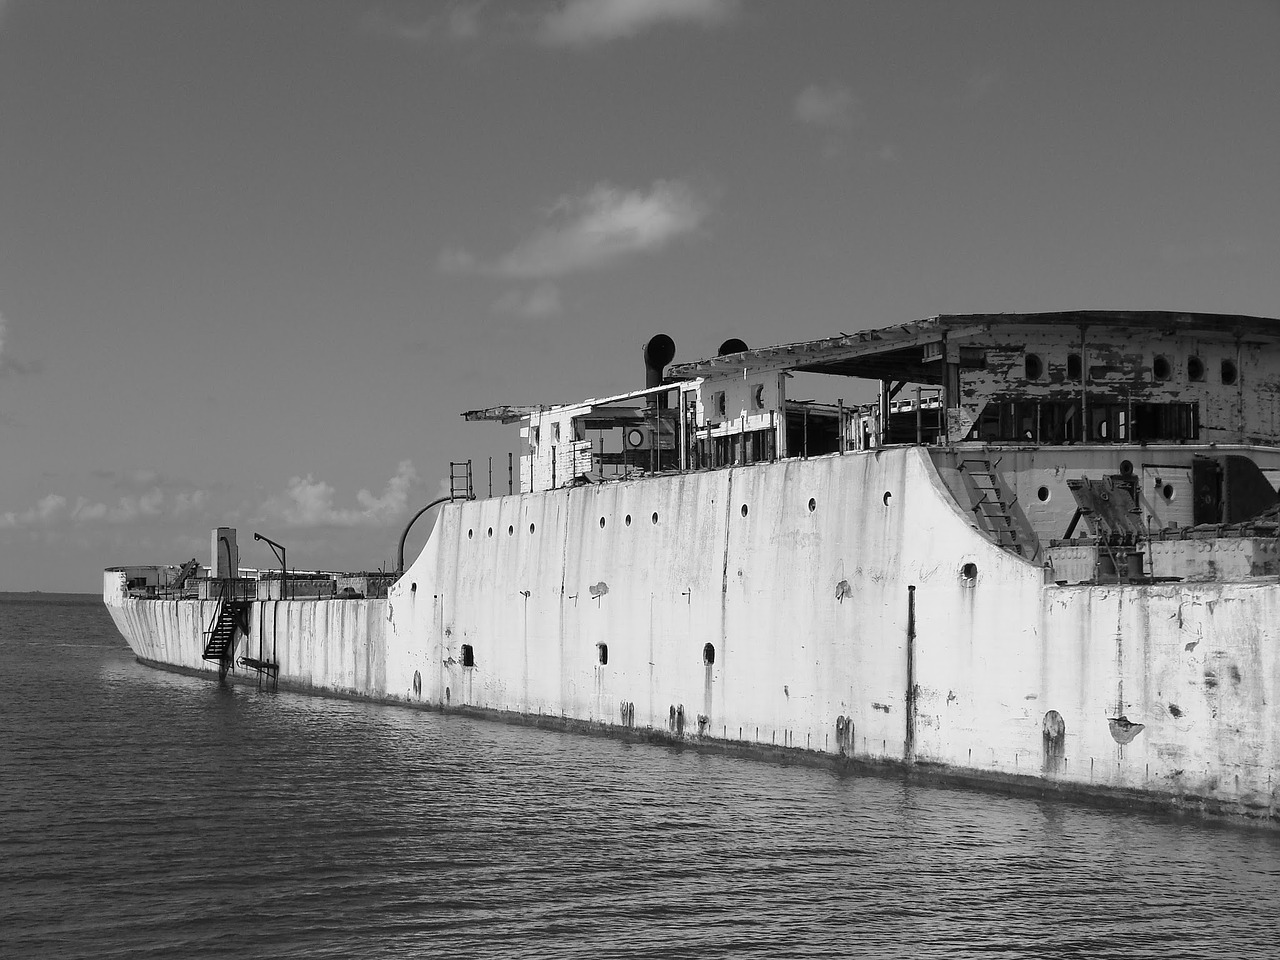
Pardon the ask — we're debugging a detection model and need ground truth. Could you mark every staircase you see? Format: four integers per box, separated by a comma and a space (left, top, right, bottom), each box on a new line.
959, 456, 1024, 556
202, 597, 248, 664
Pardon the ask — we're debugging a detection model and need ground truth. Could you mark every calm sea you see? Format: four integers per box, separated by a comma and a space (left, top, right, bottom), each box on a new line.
3, 593, 1279, 959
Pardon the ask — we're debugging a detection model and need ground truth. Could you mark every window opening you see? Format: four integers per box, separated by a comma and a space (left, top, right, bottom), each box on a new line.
461, 644, 475, 667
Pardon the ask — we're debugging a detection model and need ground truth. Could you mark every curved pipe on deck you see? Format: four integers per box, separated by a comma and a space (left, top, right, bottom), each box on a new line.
397, 495, 461, 574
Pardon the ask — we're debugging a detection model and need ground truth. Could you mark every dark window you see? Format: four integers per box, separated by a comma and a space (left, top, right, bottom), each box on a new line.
1153, 355, 1171, 381
597, 643, 608, 665
703, 643, 715, 665
1025, 353, 1043, 380
461, 644, 475, 667
1187, 356, 1205, 381
1222, 359, 1238, 385
1067, 353, 1082, 381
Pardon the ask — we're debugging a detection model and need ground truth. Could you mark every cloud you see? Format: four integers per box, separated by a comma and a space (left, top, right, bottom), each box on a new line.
0, 494, 67, 529
362, 3, 486, 43
493, 282, 563, 319
538, 0, 736, 45
443, 180, 709, 281
258, 460, 421, 528
0, 311, 42, 377
1, 484, 214, 529
794, 83, 859, 130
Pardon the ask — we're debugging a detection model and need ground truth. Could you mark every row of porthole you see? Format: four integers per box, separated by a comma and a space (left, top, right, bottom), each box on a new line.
465, 498, 825, 539
1033, 482, 1174, 504
1026, 352, 1237, 385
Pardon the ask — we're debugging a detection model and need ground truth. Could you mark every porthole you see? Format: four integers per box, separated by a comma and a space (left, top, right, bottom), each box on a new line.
1188, 356, 1205, 381
1067, 353, 1082, 382
529, 523, 535, 534
1221, 359, 1238, 385
741, 504, 749, 518
1153, 355, 1171, 381
1025, 353, 1043, 380
961, 562, 978, 581
508, 525, 514, 536
468, 529, 473, 540
883, 491, 892, 506
808, 498, 816, 512
625, 514, 632, 526
411, 582, 417, 592
600, 517, 606, 529
1120, 459, 1134, 476
487, 527, 493, 538
1037, 486, 1050, 502
1162, 484, 1175, 502
753, 384, 765, 409
651, 512, 659, 524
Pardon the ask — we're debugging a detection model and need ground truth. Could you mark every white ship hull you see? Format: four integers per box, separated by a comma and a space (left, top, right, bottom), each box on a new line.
106, 445, 1280, 824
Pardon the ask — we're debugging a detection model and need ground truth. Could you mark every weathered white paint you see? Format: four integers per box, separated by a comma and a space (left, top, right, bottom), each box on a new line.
106, 444, 1280, 822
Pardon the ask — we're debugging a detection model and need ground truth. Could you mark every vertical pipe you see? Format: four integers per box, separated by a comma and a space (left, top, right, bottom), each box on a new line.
508, 452, 513, 495
838, 398, 844, 454
1080, 325, 1088, 443
905, 584, 917, 761
678, 389, 687, 472
802, 407, 809, 459
915, 387, 922, 445
488, 457, 493, 498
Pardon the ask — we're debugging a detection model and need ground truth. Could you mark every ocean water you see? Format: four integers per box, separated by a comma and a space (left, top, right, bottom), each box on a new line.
3, 594, 1280, 959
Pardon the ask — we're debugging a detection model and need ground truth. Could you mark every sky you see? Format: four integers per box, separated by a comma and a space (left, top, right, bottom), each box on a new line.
2, 0, 1279, 592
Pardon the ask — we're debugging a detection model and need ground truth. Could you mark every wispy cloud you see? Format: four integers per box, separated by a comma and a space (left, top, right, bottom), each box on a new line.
362, 2, 486, 44
257, 460, 420, 528
493, 282, 564, 319
538, 0, 737, 46
0, 485, 211, 529
442, 180, 710, 281
794, 82, 860, 130
0, 310, 41, 377
965, 68, 1000, 102
366, 0, 734, 48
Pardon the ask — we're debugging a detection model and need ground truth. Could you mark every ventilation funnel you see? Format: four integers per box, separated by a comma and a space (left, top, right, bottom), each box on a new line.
718, 338, 748, 356
644, 334, 675, 390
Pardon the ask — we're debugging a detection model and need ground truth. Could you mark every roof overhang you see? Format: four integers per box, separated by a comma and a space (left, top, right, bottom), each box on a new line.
668, 311, 1280, 381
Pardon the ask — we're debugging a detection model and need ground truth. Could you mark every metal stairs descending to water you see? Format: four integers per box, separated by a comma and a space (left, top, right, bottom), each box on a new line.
202, 597, 249, 665
959, 456, 1024, 556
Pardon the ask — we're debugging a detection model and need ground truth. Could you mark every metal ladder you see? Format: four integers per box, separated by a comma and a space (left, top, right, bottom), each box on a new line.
959, 456, 1023, 556
450, 460, 473, 500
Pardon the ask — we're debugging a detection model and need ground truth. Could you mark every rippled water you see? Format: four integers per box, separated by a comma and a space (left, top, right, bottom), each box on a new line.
3, 593, 1280, 958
